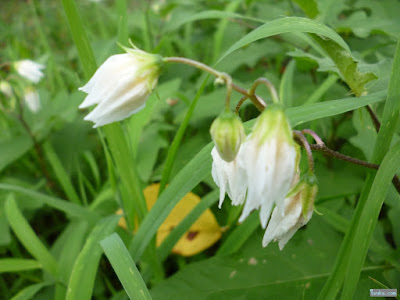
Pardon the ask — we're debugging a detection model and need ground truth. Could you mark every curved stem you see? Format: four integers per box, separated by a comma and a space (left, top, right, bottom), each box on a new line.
294, 133, 400, 194
248, 77, 280, 104
293, 131, 314, 172
163, 57, 267, 111
235, 95, 248, 114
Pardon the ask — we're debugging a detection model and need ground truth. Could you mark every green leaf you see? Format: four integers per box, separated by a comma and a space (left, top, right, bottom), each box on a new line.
218, 17, 349, 64
310, 34, 377, 96
150, 216, 388, 299
0, 135, 32, 172
0, 259, 41, 273
0, 184, 98, 222
66, 215, 120, 300
43, 141, 80, 204
342, 141, 400, 299
101, 233, 152, 300
164, 10, 264, 33
279, 59, 296, 107
293, 0, 319, 18
5, 195, 58, 277
10, 282, 52, 300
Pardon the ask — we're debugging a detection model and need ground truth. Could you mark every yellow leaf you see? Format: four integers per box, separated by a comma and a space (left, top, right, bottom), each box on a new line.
116, 183, 221, 256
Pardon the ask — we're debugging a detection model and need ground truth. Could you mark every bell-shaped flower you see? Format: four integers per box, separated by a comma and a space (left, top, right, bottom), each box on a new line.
211, 147, 247, 208
210, 109, 245, 162
262, 174, 318, 250
238, 105, 299, 228
14, 59, 45, 84
79, 46, 162, 128
24, 87, 41, 113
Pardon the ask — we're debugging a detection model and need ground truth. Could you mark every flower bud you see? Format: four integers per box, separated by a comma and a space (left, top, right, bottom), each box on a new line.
23, 87, 41, 113
14, 59, 45, 84
210, 110, 245, 162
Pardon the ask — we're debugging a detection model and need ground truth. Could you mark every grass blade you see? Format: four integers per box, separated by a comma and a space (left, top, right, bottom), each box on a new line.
66, 215, 120, 300
101, 233, 152, 300
0, 259, 41, 273
10, 282, 52, 300
5, 195, 58, 277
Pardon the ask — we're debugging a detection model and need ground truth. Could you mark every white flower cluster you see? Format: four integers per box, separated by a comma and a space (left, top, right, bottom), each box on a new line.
211, 106, 316, 249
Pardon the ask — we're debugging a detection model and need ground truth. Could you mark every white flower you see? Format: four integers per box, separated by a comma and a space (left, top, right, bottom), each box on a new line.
262, 175, 317, 249
0, 81, 13, 98
14, 60, 45, 84
237, 106, 299, 228
79, 47, 162, 128
211, 147, 247, 208
24, 87, 41, 113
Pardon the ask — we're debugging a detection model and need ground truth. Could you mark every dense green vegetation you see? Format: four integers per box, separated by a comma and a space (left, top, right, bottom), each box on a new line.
1, 0, 400, 299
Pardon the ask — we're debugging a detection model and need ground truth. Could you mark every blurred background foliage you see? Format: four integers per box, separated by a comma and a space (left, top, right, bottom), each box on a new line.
1, 0, 400, 299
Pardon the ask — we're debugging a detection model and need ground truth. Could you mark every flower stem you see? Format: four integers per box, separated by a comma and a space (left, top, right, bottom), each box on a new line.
248, 77, 280, 104
163, 57, 266, 111
293, 131, 314, 172
294, 131, 400, 194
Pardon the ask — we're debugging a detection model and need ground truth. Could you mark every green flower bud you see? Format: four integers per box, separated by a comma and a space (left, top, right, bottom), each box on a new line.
210, 110, 245, 162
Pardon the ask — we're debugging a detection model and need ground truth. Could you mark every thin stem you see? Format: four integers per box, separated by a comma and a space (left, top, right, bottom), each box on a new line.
301, 129, 325, 145
366, 105, 381, 132
235, 95, 248, 114
293, 134, 400, 194
293, 131, 314, 172
163, 57, 267, 111
248, 77, 280, 104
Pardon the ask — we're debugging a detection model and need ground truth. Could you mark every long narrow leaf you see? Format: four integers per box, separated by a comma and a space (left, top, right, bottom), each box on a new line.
101, 233, 152, 300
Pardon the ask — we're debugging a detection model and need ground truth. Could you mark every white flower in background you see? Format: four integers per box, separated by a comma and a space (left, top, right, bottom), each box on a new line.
24, 87, 41, 113
262, 174, 318, 249
237, 106, 299, 228
0, 81, 13, 98
14, 59, 45, 84
79, 46, 162, 128
211, 147, 247, 208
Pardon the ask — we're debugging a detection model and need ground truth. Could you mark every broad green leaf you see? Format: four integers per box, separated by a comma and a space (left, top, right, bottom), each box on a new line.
217, 17, 349, 64
150, 217, 389, 299
0, 259, 41, 273
5, 195, 58, 276
311, 34, 377, 96
293, 0, 319, 18
101, 233, 152, 300
66, 215, 120, 300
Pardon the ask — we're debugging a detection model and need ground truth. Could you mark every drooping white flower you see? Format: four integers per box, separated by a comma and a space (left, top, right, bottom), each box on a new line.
238, 105, 299, 228
0, 81, 13, 98
262, 174, 318, 250
24, 87, 41, 113
211, 147, 247, 208
79, 47, 162, 128
14, 60, 45, 84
